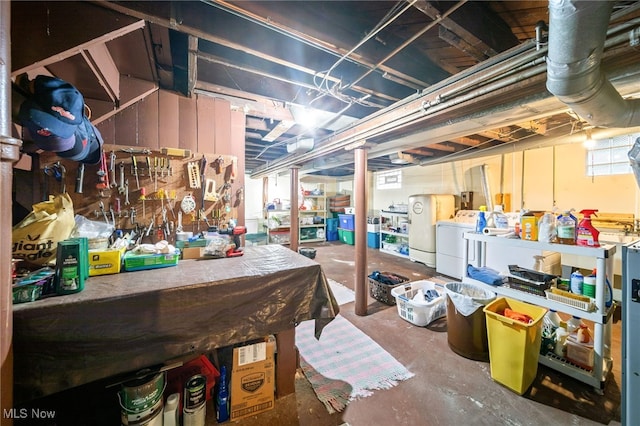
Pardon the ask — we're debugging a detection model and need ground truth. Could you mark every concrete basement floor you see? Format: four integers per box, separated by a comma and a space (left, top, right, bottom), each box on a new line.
14, 241, 622, 425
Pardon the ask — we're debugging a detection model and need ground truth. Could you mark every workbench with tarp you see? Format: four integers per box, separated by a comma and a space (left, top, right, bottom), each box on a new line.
12, 244, 339, 403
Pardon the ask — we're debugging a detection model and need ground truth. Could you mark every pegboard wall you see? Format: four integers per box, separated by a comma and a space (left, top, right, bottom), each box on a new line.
37, 144, 242, 241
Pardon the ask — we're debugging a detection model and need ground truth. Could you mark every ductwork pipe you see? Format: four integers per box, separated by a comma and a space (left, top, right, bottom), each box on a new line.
546, 0, 640, 127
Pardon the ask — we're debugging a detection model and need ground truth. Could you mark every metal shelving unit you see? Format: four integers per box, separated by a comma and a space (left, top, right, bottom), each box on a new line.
299, 183, 326, 244
462, 231, 616, 391
379, 210, 409, 259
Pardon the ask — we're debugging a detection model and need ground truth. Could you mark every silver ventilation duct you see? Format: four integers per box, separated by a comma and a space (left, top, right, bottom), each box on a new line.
546, 0, 640, 127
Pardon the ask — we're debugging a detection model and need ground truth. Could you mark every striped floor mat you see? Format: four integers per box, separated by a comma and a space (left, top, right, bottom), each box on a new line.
296, 314, 414, 414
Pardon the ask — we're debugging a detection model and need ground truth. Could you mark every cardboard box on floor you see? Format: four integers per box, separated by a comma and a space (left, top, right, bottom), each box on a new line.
230, 339, 275, 421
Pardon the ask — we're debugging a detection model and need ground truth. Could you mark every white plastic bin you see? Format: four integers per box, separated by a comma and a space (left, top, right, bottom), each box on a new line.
390, 280, 446, 326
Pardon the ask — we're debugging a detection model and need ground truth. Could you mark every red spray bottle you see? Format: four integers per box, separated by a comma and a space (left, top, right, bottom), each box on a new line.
576, 209, 599, 247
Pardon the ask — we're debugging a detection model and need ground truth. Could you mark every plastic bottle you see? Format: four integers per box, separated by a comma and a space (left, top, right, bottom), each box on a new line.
475, 205, 487, 233
567, 316, 583, 334
163, 393, 179, 426
537, 212, 557, 243
587, 268, 614, 308
545, 309, 562, 328
555, 326, 569, 357
491, 204, 509, 229
216, 365, 230, 423
576, 209, 600, 247
556, 210, 577, 245
570, 270, 583, 295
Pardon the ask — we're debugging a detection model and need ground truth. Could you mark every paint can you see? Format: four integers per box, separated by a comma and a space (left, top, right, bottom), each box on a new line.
120, 397, 163, 426
183, 374, 207, 426
119, 371, 165, 414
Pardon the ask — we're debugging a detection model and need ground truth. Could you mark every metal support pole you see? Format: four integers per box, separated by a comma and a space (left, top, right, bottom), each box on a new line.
354, 147, 368, 316
1, 1, 23, 423
290, 167, 299, 252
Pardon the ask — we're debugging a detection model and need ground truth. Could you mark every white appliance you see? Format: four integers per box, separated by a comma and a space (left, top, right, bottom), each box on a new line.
435, 210, 561, 279
436, 210, 480, 279
622, 240, 640, 425
408, 194, 455, 268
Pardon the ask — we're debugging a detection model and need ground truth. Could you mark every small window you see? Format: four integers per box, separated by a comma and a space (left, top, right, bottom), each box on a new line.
376, 169, 402, 190
586, 133, 637, 176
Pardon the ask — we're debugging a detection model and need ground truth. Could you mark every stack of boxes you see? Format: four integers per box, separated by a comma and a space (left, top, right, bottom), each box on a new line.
367, 217, 380, 248
338, 212, 355, 245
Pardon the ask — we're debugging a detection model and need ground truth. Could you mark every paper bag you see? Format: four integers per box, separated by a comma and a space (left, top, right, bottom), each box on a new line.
12, 193, 75, 265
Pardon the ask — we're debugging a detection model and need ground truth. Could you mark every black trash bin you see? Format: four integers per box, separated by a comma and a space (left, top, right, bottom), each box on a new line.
444, 282, 496, 361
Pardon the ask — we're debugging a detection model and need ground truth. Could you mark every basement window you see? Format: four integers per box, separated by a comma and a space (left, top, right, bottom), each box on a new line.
586, 133, 637, 176
376, 170, 402, 190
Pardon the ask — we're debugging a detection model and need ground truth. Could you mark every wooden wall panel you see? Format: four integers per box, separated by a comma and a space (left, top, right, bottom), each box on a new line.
230, 109, 246, 227
96, 117, 115, 147
115, 104, 139, 146
214, 98, 232, 153
158, 90, 179, 149
196, 94, 215, 153
137, 92, 159, 150
178, 96, 197, 154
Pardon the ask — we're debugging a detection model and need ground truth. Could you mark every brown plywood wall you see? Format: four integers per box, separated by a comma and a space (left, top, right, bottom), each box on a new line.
19, 89, 246, 243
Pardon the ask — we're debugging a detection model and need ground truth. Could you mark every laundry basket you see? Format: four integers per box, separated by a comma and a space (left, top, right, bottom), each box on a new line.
390, 280, 446, 326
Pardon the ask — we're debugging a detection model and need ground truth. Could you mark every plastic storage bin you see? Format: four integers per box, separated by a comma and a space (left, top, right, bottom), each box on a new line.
444, 282, 496, 361
367, 232, 380, 248
326, 218, 339, 232
338, 214, 355, 231
390, 280, 447, 326
483, 297, 548, 394
338, 228, 354, 245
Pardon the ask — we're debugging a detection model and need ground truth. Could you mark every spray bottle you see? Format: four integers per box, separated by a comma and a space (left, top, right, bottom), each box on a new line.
576, 209, 600, 247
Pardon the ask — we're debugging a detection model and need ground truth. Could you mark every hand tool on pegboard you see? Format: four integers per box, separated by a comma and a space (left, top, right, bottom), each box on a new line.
146, 156, 152, 180
199, 155, 208, 229
187, 161, 201, 189
109, 151, 117, 188
96, 151, 109, 197
211, 156, 224, 175
75, 164, 84, 194
131, 156, 140, 189
118, 162, 126, 194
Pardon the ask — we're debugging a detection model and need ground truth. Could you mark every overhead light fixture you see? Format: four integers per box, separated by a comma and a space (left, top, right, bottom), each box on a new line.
388, 152, 418, 165
290, 105, 317, 129
583, 128, 596, 149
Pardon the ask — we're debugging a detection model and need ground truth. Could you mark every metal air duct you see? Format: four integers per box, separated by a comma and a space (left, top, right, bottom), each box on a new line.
546, 0, 640, 127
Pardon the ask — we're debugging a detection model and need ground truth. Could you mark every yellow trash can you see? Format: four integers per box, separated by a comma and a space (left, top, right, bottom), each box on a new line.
483, 297, 547, 395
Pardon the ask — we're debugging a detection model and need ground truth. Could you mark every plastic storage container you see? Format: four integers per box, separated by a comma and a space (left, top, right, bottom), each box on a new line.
367, 232, 380, 248
483, 297, 548, 394
338, 214, 355, 231
444, 282, 496, 361
390, 280, 447, 326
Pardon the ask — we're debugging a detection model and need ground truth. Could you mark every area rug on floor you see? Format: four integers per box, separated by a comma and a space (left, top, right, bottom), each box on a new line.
327, 278, 355, 306
296, 314, 415, 414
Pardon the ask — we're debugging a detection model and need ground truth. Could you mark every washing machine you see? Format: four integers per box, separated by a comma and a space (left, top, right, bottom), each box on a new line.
436, 210, 480, 279
436, 210, 561, 279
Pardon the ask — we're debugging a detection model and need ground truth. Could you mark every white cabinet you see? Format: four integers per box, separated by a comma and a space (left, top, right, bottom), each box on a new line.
379, 211, 410, 258
299, 183, 326, 244
462, 231, 616, 391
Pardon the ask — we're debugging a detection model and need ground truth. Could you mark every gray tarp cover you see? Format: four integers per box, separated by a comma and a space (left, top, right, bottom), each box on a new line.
13, 245, 339, 401
444, 282, 496, 316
